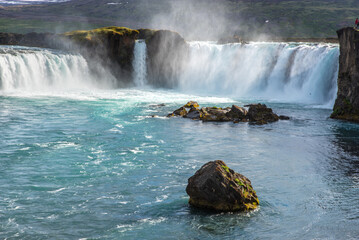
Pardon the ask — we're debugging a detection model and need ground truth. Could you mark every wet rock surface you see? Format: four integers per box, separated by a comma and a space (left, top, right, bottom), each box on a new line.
146, 30, 189, 88
168, 101, 288, 124
186, 160, 259, 212
331, 27, 359, 123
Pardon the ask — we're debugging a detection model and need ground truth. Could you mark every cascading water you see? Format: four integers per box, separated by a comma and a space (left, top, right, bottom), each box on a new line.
1, 41, 339, 106
0, 46, 115, 91
133, 40, 147, 87
178, 42, 339, 105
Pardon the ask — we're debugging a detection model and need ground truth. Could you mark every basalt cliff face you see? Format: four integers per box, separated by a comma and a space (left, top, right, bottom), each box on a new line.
146, 30, 189, 88
62, 27, 139, 87
0, 27, 189, 88
331, 27, 359, 122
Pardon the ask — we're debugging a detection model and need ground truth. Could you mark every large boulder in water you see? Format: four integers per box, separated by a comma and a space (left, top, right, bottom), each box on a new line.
186, 160, 259, 212
245, 103, 279, 124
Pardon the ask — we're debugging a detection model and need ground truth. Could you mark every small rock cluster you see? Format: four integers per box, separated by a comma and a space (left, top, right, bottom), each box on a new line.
186, 160, 259, 212
168, 101, 289, 124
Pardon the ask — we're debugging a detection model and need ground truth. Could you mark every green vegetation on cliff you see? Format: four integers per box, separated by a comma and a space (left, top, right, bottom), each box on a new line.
63, 26, 138, 42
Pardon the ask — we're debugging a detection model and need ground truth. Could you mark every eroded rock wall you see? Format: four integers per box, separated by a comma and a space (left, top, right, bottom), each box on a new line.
331, 27, 359, 122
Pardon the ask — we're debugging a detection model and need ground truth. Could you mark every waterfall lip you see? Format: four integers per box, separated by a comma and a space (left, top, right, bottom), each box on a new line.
0, 45, 76, 56
0, 45, 116, 91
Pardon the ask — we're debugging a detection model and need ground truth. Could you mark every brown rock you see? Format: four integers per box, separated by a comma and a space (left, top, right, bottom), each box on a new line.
184, 101, 199, 109
185, 107, 202, 119
186, 160, 259, 212
226, 105, 248, 120
168, 106, 187, 117
245, 104, 279, 124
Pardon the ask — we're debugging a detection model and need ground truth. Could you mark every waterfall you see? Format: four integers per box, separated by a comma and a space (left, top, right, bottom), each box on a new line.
133, 40, 147, 87
178, 42, 339, 105
1, 41, 339, 106
0, 46, 115, 91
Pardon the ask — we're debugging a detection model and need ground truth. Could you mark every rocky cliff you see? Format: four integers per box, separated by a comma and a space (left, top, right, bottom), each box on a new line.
0, 27, 190, 88
0, 32, 57, 48
146, 30, 189, 88
62, 27, 139, 87
331, 27, 359, 122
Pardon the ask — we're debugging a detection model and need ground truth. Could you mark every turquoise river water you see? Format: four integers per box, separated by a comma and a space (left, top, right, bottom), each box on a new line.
0, 43, 358, 239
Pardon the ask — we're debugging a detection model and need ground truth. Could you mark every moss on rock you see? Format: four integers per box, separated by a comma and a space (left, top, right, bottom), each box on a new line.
63, 26, 138, 42
186, 160, 259, 212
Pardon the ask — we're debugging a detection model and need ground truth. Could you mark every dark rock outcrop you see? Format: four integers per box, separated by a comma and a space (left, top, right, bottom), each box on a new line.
186, 160, 259, 212
0, 32, 57, 48
168, 101, 286, 124
62, 27, 139, 87
137, 28, 158, 41
245, 103, 279, 124
226, 105, 248, 120
331, 27, 359, 122
146, 30, 189, 88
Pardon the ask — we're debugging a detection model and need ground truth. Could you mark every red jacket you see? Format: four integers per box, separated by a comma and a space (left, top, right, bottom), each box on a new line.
356, 19, 358, 25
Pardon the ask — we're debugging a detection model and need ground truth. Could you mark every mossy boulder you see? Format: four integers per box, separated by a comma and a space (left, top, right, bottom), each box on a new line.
186, 160, 259, 212
167, 106, 187, 117
184, 101, 199, 108
62, 26, 139, 87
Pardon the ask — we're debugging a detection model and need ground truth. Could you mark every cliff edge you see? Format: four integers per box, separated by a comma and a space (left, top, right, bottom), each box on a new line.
331, 27, 359, 122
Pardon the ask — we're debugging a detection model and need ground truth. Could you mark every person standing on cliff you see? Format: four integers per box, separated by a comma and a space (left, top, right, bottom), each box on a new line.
355, 18, 359, 29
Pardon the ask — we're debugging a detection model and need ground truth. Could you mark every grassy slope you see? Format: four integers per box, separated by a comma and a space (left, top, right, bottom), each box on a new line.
0, 0, 357, 38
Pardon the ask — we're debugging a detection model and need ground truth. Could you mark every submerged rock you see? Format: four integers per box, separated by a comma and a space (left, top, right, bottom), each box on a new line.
279, 115, 290, 120
186, 160, 259, 212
